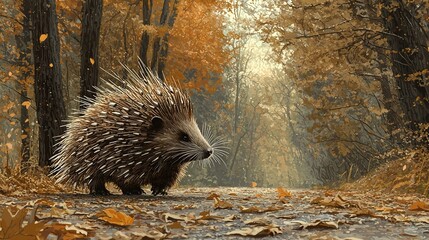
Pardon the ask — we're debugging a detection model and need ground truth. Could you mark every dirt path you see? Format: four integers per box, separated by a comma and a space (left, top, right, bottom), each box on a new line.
1, 187, 428, 239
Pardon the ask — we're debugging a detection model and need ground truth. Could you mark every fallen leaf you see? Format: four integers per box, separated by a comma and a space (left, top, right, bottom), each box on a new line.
114, 230, 130, 240
293, 220, 339, 230
171, 204, 194, 210
98, 208, 133, 226
349, 208, 377, 218
226, 225, 282, 237
244, 217, 271, 226
239, 205, 284, 213
206, 192, 220, 200
213, 197, 233, 209
132, 230, 166, 239
160, 213, 191, 222
198, 211, 223, 220
0, 207, 47, 240
168, 222, 184, 229
251, 182, 257, 187
409, 201, 429, 212
277, 187, 292, 198
272, 214, 297, 219
223, 215, 239, 222
310, 194, 350, 208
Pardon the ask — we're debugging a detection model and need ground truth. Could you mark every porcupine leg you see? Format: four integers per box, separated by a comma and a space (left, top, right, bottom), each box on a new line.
88, 176, 110, 195
151, 166, 184, 195
151, 175, 178, 196
151, 184, 168, 196
118, 182, 145, 195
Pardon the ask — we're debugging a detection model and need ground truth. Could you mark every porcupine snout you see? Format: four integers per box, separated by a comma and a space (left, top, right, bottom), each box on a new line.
204, 147, 213, 159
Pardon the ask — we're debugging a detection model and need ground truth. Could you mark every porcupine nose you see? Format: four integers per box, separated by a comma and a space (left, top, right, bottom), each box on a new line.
204, 147, 213, 159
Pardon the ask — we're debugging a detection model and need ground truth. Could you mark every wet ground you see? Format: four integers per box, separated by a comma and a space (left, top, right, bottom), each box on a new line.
1, 187, 428, 239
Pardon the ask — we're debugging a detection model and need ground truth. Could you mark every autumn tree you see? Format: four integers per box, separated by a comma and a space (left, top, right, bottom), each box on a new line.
31, 0, 67, 167
257, 0, 395, 183
80, 0, 103, 110
379, 1, 429, 132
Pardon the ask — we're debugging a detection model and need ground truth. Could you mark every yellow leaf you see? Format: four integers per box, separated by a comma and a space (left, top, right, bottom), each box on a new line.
277, 187, 292, 199
22, 101, 31, 109
39, 34, 48, 43
90, 58, 95, 65
98, 208, 134, 226
250, 182, 257, 188
409, 201, 429, 212
49, 63, 53, 68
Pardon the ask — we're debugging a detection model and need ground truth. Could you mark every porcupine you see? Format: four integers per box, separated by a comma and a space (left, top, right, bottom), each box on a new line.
50, 63, 227, 195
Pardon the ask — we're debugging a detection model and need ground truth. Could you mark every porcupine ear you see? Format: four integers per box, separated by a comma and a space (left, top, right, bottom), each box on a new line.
151, 116, 164, 130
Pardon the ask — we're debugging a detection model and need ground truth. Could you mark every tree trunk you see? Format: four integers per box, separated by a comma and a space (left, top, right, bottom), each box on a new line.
151, 0, 170, 74
157, 0, 179, 79
139, 0, 153, 67
31, 0, 67, 167
15, 0, 32, 172
80, 0, 103, 110
381, 1, 429, 131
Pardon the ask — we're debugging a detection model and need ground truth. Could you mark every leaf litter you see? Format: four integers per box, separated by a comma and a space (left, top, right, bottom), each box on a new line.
0, 187, 428, 239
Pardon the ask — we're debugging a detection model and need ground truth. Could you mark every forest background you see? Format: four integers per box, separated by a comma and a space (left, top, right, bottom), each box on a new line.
0, 0, 428, 194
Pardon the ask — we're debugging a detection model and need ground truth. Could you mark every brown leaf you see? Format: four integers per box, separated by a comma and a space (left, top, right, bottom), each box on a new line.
0, 207, 46, 240
131, 229, 166, 239
226, 225, 282, 237
239, 205, 284, 213
223, 215, 239, 222
293, 220, 339, 230
277, 187, 292, 198
349, 208, 377, 217
206, 192, 220, 200
213, 197, 233, 209
244, 217, 271, 226
409, 201, 429, 212
160, 213, 191, 222
310, 194, 349, 208
198, 211, 223, 220
251, 182, 257, 187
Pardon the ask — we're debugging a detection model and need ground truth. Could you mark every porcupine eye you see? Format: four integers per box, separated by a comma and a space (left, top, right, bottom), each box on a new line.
180, 132, 191, 142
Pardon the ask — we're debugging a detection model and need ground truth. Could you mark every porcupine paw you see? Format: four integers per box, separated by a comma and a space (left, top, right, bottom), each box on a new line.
151, 186, 168, 196
89, 180, 111, 195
